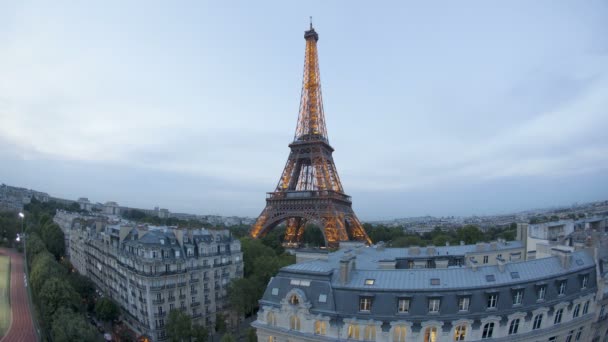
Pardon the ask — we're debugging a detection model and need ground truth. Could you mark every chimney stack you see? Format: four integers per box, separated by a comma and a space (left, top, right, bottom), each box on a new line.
340, 253, 356, 284
497, 257, 506, 272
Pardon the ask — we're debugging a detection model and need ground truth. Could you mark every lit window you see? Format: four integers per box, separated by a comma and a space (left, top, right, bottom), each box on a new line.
398, 298, 410, 313
393, 326, 407, 342
533, 314, 543, 330
554, 308, 563, 324
348, 324, 360, 339
364, 324, 376, 341
454, 325, 466, 341
537, 286, 546, 301
487, 294, 498, 309
424, 327, 438, 342
365, 279, 375, 285
583, 300, 590, 315
458, 297, 469, 311
359, 297, 372, 312
513, 290, 523, 305
428, 298, 440, 313
289, 315, 300, 331
508, 318, 519, 335
289, 294, 299, 305
581, 275, 588, 289
268, 336, 276, 342
482, 323, 494, 339
558, 281, 567, 295
573, 303, 581, 318
266, 312, 276, 326
314, 320, 327, 335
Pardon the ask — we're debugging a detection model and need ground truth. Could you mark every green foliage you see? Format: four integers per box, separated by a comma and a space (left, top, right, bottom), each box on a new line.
40, 223, 65, 259
247, 328, 258, 342
68, 272, 97, 311
166, 309, 192, 342
95, 297, 120, 322
25, 233, 46, 267
0, 212, 21, 247
51, 308, 100, 342
215, 313, 227, 334
191, 324, 209, 342
38, 277, 80, 324
220, 334, 235, 342
301, 224, 325, 247
30, 251, 66, 295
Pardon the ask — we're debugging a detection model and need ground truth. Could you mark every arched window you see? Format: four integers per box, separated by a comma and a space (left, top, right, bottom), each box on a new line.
454, 325, 466, 341
289, 294, 299, 305
393, 326, 407, 342
348, 324, 360, 339
314, 320, 327, 335
533, 314, 543, 330
289, 315, 300, 331
364, 324, 376, 341
508, 318, 520, 335
482, 322, 494, 339
554, 308, 564, 324
266, 311, 276, 326
424, 327, 438, 342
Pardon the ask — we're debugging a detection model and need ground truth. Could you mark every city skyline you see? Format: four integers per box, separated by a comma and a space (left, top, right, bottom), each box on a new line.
1, 2, 608, 220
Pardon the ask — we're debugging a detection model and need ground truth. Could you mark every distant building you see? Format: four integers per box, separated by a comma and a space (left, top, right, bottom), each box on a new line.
103, 201, 120, 215
77, 197, 93, 211
63, 212, 243, 341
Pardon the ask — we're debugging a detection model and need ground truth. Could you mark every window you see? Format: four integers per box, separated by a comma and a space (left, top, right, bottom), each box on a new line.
510, 271, 520, 279
565, 330, 574, 342
348, 324, 360, 339
582, 275, 589, 289
549, 337, 557, 342
271, 288, 278, 296
583, 300, 590, 315
365, 279, 375, 285
508, 318, 520, 335
538, 286, 546, 301
454, 325, 466, 341
268, 337, 276, 342
393, 326, 407, 342
575, 327, 583, 341
485, 274, 495, 282
398, 298, 410, 313
487, 294, 498, 309
483, 255, 488, 264
314, 321, 327, 335
573, 303, 581, 318
559, 281, 567, 295
429, 298, 440, 313
482, 322, 494, 339
430, 278, 440, 286
554, 308, 563, 324
364, 324, 376, 341
533, 314, 543, 330
289, 294, 299, 305
318, 294, 327, 303
360, 297, 372, 312
513, 290, 523, 305
266, 312, 276, 326
458, 297, 470, 311
424, 327, 438, 342
289, 315, 300, 331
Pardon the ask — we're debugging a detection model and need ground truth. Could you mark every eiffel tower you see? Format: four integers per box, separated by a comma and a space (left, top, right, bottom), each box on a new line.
250, 22, 371, 248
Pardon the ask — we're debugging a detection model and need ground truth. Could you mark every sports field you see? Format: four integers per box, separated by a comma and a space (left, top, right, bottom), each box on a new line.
0, 256, 10, 338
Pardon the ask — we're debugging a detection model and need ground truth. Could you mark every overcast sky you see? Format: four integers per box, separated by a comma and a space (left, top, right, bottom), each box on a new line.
1, 1, 607, 220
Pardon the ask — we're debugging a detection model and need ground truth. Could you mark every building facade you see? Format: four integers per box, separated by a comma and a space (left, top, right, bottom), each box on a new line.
254, 240, 606, 342
62, 213, 243, 341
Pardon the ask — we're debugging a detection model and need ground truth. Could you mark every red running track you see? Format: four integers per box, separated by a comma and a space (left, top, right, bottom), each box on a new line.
0, 248, 36, 342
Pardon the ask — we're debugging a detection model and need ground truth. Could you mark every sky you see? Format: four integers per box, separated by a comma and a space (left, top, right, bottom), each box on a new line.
1, 1, 607, 220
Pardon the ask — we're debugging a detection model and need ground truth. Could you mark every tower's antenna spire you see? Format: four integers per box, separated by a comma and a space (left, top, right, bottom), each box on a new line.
310, 16, 313, 29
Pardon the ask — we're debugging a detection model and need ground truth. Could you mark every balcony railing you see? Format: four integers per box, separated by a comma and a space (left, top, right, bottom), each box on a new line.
152, 298, 165, 305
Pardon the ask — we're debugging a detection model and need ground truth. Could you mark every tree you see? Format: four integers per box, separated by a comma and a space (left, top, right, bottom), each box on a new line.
191, 324, 209, 342
228, 278, 258, 316
40, 223, 65, 259
247, 328, 258, 342
38, 277, 80, 324
51, 308, 100, 342
220, 334, 235, 342
215, 313, 227, 334
301, 224, 325, 247
95, 298, 120, 322
25, 233, 47, 267
456, 225, 484, 244
166, 309, 192, 342
68, 273, 97, 311
30, 251, 66, 295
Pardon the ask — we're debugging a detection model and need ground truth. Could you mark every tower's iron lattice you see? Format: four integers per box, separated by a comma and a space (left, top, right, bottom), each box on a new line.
250, 23, 372, 248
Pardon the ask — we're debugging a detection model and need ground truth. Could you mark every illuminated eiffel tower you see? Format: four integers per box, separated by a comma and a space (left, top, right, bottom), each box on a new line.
250, 22, 371, 247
